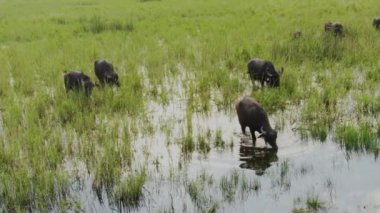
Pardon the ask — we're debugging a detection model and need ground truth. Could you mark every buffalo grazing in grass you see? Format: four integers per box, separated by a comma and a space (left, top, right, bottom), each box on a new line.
94, 59, 120, 87
324, 22, 344, 36
64, 71, 95, 96
247, 58, 283, 88
373, 17, 380, 29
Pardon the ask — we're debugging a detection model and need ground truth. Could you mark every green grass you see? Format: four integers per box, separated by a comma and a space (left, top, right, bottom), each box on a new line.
0, 0, 379, 210
356, 93, 380, 115
306, 197, 324, 211
197, 133, 211, 155
114, 170, 146, 206
335, 122, 380, 153
292, 195, 325, 212
186, 170, 261, 210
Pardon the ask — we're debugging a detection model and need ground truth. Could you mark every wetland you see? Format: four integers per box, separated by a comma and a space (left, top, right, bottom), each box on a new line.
0, 0, 379, 212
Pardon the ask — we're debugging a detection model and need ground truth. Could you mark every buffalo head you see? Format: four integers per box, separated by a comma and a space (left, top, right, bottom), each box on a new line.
63, 71, 95, 96
258, 126, 278, 150
373, 17, 380, 29
265, 66, 283, 87
94, 59, 121, 87
324, 22, 344, 36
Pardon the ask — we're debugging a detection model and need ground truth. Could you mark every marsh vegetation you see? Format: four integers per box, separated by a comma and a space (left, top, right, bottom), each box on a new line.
0, 0, 379, 211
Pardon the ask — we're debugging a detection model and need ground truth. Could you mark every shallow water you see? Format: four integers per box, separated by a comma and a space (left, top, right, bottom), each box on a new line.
67, 70, 380, 212
123, 95, 380, 213
139, 139, 379, 212
70, 109, 380, 212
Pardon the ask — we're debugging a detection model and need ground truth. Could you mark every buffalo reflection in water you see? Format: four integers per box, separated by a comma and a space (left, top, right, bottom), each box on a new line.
239, 143, 278, 175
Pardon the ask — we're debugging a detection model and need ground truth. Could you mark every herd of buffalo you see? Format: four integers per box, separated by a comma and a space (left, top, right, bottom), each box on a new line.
63, 59, 120, 96
64, 18, 380, 150
237, 18, 380, 150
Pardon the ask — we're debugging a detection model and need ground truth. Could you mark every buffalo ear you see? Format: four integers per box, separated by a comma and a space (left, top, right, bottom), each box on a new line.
279, 67, 284, 75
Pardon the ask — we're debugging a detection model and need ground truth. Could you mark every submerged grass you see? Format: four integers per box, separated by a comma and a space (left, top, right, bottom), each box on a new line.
187, 171, 218, 212
306, 196, 325, 211
220, 170, 240, 203
293, 195, 325, 212
187, 169, 261, 211
114, 170, 146, 206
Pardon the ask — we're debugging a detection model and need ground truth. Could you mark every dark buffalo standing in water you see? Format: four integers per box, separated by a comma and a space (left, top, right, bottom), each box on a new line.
247, 58, 283, 87
94, 59, 120, 87
324, 22, 344, 36
235, 97, 278, 150
64, 71, 95, 96
373, 17, 380, 29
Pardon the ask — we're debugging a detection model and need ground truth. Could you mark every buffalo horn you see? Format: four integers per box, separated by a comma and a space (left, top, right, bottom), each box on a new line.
266, 70, 273, 77
261, 126, 267, 134
258, 126, 267, 138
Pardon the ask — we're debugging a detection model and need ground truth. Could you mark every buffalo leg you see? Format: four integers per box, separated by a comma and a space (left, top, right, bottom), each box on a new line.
249, 127, 256, 147
241, 125, 246, 135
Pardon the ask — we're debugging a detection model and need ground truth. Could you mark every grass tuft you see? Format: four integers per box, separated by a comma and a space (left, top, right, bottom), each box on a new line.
81, 16, 134, 34
306, 196, 325, 211
335, 122, 379, 153
114, 170, 146, 206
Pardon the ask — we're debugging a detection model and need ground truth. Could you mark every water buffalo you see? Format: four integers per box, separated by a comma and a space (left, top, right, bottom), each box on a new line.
236, 97, 278, 150
373, 17, 380, 29
64, 71, 95, 96
247, 58, 283, 87
324, 22, 344, 36
292, 30, 302, 39
94, 59, 120, 87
